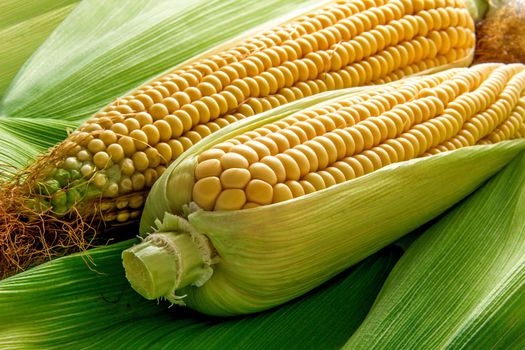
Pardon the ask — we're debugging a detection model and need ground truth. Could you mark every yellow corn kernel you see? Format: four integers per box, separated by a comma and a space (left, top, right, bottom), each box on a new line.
192, 64, 525, 210
46, 0, 475, 221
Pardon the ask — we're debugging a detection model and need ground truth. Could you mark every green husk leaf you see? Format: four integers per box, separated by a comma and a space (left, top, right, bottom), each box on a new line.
0, 0, 78, 99
176, 140, 525, 316
1, 0, 323, 122
0, 0, 77, 172
345, 152, 525, 349
0, 118, 75, 150
0, 0, 77, 30
0, 239, 400, 349
0, 130, 38, 177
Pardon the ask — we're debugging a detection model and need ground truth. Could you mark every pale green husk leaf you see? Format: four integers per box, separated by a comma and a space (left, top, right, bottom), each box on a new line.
0, 0, 78, 175
0, 239, 400, 349
345, 152, 525, 349
177, 140, 525, 316
0, 0, 77, 30
464, 0, 489, 20
0, 118, 76, 177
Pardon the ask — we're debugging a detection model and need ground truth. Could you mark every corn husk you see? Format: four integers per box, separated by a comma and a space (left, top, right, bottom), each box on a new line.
0, 118, 77, 177
345, 151, 525, 349
139, 141, 524, 316
464, 0, 489, 21
127, 77, 525, 316
0, 239, 400, 349
0, 0, 78, 175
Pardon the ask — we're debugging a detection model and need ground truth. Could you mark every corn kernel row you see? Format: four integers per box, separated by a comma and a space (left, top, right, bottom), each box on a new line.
192, 64, 525, 210
47, 0, 475, 220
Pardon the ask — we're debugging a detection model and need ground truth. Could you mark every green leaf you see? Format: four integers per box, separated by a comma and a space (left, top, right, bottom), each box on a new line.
0, 0, 78, 99
0, 117, 77, 175
0, 128, 38, 177
2, 0, 321, 122
0, 239, 400, 349
463, 0, 489, 21
0, 0, 77, 30
0, 117, 75, 150
345, 152, 525, 349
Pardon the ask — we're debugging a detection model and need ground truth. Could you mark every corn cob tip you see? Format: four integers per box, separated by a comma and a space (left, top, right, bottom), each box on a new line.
0, 142, 116, 278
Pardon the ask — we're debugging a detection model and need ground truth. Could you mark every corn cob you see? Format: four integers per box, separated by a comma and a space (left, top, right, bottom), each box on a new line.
41, 0, 476, 220
190, 63, 525, 210
0, 0, 476, 277
123, 63, 525, 316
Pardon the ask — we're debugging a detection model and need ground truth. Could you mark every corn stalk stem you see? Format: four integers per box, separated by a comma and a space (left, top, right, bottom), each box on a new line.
122, 232, 207, 301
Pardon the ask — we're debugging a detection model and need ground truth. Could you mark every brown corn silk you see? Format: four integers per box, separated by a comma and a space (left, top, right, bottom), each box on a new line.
474, 0, 525, 64
0, 0, 475, 277
192, 63, 525, 210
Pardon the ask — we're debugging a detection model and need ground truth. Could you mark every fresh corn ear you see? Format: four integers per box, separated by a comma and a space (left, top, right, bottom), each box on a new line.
0, 0, 476, 276
30, 0, 477, 220
123, 63, 525, 316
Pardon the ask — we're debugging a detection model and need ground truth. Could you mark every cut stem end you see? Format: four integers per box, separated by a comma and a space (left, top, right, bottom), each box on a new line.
122, 232, 208, 300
